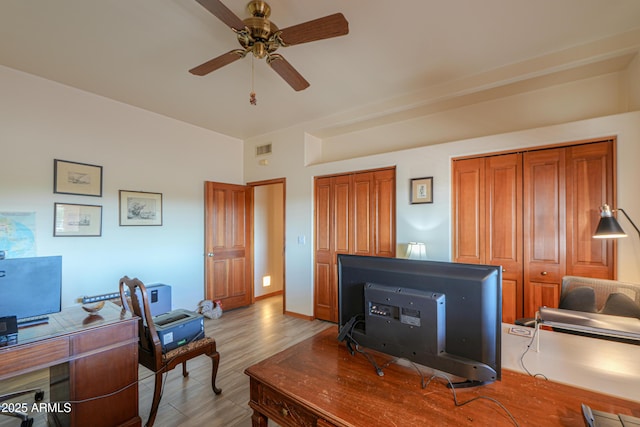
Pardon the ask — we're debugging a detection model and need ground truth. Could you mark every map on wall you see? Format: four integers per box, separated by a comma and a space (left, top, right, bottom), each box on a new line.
0, 212, 36, 258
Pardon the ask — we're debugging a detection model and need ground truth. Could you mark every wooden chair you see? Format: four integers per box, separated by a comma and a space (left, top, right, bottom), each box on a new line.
119, 276, 221, 427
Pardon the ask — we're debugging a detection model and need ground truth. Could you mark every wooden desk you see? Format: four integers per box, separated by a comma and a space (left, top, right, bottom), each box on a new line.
245, 327, 640, 427
0, 302, 141, 427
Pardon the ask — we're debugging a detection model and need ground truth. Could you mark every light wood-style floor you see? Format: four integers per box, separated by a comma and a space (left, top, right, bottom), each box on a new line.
138, 296, 332, 427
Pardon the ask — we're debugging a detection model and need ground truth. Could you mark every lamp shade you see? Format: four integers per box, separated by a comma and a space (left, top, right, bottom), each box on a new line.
406, 242, 427, 260
593, 204, 627, 239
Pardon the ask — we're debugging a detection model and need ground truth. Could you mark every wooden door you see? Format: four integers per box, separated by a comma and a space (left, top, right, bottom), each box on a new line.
204, 181, 253, 311
353, 172, 372, 256
314, 175, 351, 322
486, 154, 523, 323
453, 155, 522, 322
314, 177, 334, 321
523, 148, 566, 317
565, 141, 615, 279
453, 157, 485, 264
314, 167, 396, 322
373, 168, 396, 257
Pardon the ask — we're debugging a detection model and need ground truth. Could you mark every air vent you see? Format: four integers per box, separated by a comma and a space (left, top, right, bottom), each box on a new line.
256, 143, 272, 157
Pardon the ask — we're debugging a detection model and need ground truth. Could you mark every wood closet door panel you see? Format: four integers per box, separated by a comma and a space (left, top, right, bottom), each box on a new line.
453, 158, 485, 264
566, 141, 615, 279
314, 261, 334, 321
333, 175, 352, 254
353, 172, 372, 255
313, 168, 396, 322
501, 279, 518, 324
373, 169, 395, 257
486, 154, 523, 320
523, 148, 566, 317
314, 176, 335, 321
315, 178, 332, 253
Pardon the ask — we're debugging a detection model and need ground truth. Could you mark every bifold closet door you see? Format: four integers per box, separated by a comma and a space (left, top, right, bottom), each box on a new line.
523, 148, 566, 317
314, 168, 395, 322
453, 139, 615, 320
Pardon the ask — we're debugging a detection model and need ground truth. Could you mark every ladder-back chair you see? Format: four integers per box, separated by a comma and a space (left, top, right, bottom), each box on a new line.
119, 276, 221, 427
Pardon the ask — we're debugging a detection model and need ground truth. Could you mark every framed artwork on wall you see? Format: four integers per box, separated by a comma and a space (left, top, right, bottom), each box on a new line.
119, 190, 163, 226
54, 159, 103, 197
54, 203, 102, 237
410, 176, 433, 204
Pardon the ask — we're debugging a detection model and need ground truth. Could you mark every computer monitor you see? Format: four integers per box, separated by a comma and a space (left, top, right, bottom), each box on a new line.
338, 254, 502, 387
0, 256, 62, 320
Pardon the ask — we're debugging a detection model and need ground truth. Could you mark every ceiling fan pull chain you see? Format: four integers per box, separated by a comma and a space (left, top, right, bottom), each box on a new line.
250, 55, 257, 105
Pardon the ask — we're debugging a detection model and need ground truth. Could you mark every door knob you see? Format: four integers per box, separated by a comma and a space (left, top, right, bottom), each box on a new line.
207, 253, 215, 257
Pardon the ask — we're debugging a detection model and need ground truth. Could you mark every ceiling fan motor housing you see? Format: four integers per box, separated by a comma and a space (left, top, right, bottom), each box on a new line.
239, 1, 280, 58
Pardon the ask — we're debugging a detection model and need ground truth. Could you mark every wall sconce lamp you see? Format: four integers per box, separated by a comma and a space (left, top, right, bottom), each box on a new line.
593, 204, 640, 239
405, 242, 427, 260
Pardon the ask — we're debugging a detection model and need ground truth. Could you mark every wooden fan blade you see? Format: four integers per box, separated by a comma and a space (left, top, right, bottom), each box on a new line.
189, 50, 245, 76
278, 13, 348, 46
195, 0, 246, 31
267, 54, 310, 91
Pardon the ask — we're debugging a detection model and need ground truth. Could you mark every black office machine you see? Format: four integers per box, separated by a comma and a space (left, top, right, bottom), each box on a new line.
152, 309, 204, 352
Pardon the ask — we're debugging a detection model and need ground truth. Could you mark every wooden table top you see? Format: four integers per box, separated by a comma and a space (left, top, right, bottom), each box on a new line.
245, 326, 640, 426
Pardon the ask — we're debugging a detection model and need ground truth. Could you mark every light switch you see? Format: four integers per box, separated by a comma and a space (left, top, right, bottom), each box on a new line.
297, 235, 306, 245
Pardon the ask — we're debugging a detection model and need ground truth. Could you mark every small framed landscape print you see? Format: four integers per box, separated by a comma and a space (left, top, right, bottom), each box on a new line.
54, 203, 102, 237
410, 177, 433, 204
119, 190, 163, 226
54, 159, 103, 197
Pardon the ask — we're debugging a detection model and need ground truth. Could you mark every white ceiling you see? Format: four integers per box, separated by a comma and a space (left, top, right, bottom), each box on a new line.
2, 0, 640, 141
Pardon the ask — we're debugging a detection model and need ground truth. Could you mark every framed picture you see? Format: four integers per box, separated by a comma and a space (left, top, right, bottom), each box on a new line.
410, 177, 433, 204
54, 159, 103, 197
54, 203, 102, 237
119, 190, 163, 226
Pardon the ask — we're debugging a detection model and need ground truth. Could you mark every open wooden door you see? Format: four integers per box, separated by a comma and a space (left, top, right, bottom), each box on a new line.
204, 181, 253, 311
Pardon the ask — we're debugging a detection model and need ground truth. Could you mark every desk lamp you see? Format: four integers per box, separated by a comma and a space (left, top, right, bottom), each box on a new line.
593, 204, 640, 239
405, 242, 427, 260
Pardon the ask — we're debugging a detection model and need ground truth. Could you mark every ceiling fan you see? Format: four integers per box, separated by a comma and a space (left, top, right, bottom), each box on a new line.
190, 0, 349, 91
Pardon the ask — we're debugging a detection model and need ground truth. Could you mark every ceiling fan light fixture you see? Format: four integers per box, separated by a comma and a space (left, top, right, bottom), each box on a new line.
252, 42, 267, 58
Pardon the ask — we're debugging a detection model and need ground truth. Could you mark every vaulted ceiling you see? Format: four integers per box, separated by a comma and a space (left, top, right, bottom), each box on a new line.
2, 0, 640, 140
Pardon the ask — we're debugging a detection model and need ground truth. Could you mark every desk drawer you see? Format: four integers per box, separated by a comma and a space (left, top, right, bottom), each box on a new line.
0, 337, 69, 379
71, 320, 137, 355
256, 382, 337, 427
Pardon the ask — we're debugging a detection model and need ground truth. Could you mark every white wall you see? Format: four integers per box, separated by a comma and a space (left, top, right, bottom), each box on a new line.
245, 111, 640, 317
315, 72, 628, 164
0, 66, 243, 310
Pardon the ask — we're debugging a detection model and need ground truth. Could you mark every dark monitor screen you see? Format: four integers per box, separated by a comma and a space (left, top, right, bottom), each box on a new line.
338, 254, 502, 386
0, 256, 62, 320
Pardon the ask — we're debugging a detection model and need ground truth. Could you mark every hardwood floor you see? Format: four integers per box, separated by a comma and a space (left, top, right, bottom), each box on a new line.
138, 296, 332, 427
0, 297, 331, 427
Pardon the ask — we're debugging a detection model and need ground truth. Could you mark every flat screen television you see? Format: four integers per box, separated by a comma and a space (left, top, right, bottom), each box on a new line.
338, 254, 502, 387
0, 256, 62, 320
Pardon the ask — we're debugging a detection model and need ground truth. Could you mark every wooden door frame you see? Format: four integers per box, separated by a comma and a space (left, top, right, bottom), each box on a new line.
247, 178, 287, 314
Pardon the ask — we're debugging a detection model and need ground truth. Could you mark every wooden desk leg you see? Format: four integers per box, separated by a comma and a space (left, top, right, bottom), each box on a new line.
251, 409, 268, 427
